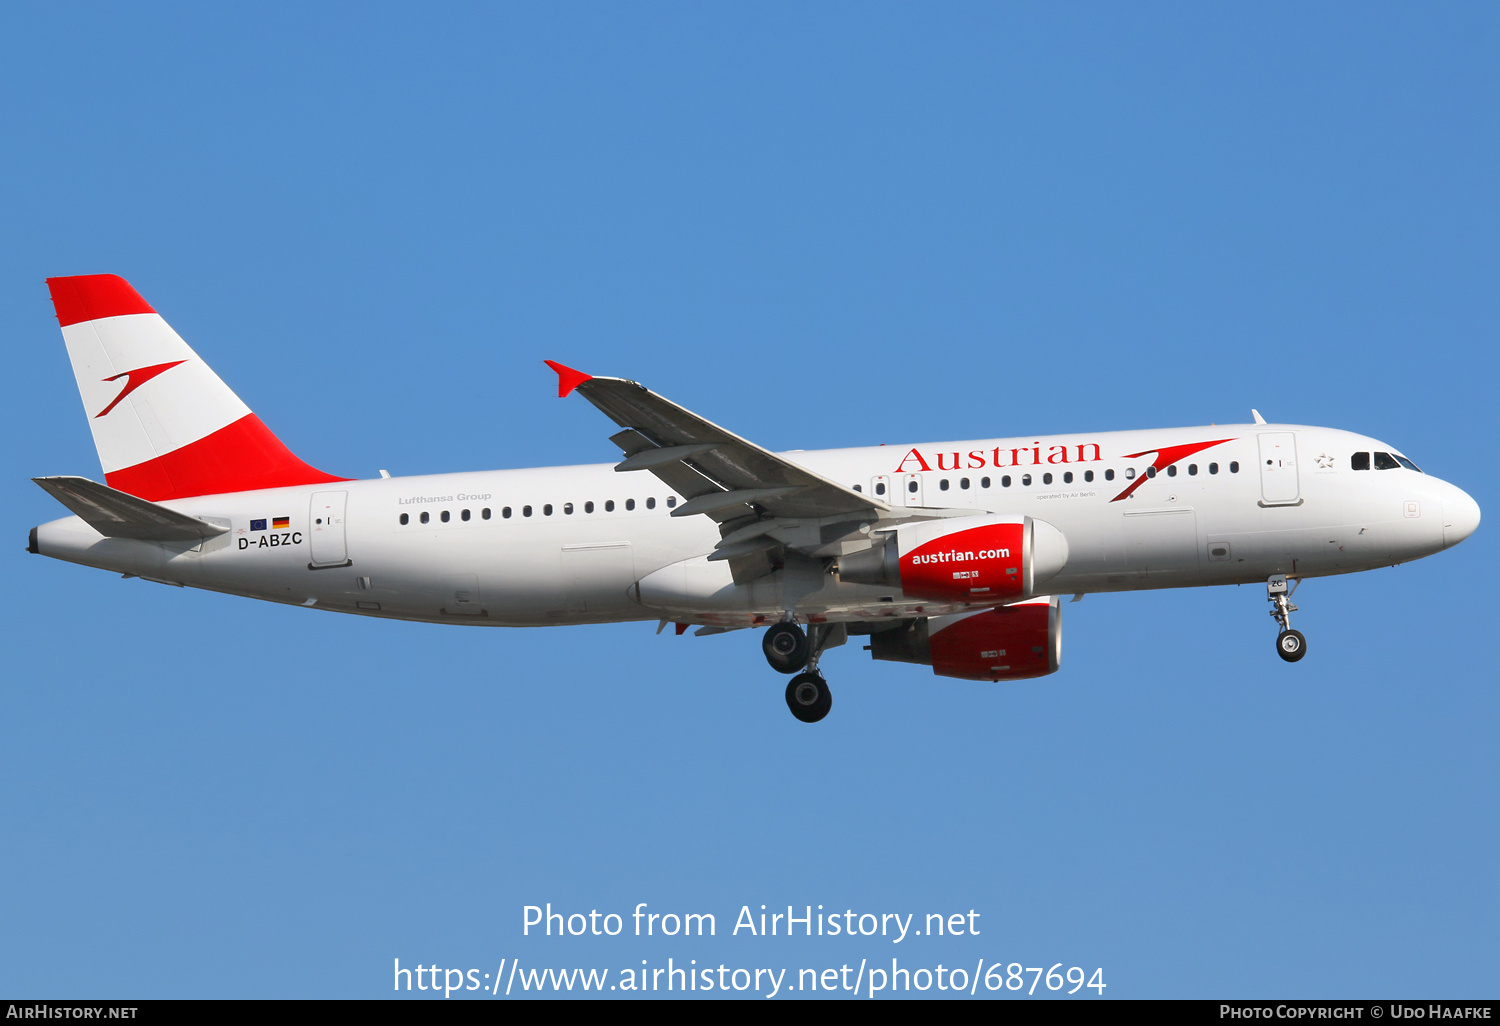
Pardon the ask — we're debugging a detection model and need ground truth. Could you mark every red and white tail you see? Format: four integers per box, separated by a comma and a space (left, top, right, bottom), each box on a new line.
47, 274, 347, 501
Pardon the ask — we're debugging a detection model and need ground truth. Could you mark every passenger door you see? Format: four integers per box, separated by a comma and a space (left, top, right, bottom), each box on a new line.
1257, 433, 1301, 506
308, 491, 350, 567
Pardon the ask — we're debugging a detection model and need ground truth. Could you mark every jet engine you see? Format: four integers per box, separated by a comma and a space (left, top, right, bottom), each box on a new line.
837, 514, 1068, 603
868, 596, 1061, 682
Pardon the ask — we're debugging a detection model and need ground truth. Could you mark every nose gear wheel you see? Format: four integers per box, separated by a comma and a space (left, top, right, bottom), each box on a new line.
1267, 575, 1308, 662
1276, 629, 1307, 662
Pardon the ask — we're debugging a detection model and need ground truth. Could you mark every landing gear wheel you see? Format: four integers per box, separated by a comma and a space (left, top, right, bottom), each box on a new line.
785, 673, 832, 723
1276, 629, 1307, 663
763, 622, 810, 674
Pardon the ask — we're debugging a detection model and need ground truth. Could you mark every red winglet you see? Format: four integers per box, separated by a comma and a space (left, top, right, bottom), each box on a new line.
47, 274, 157, 327
544, 360, 592, 398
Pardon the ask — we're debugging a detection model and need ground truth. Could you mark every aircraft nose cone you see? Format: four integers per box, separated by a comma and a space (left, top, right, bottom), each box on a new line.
1442, 487, 1481, 549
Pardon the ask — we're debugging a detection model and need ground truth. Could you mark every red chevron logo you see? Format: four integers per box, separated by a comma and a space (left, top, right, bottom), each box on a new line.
1109, 438, 1238, 501
94, 360, 187, 419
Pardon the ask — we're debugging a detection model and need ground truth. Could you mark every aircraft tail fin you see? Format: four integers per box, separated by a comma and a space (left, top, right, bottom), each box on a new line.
46, 275, 347, 500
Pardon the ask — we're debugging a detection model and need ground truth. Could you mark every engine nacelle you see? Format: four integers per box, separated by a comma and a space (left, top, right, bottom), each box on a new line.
838, 514, 1068, 603
869, 596, 1061, 682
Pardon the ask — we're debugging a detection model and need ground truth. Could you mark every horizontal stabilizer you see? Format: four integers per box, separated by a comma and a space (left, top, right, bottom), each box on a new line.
32, 476, 230, 542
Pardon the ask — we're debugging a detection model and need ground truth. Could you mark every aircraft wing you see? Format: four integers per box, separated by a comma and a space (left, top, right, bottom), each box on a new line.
547, 361, 890, 524
32, 476, 230, 542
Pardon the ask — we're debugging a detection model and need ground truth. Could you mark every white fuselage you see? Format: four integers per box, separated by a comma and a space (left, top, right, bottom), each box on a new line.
33, 423, 1478, 628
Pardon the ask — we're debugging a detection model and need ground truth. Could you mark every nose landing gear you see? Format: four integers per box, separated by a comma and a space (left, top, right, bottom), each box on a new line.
1267, 574, 1307, 662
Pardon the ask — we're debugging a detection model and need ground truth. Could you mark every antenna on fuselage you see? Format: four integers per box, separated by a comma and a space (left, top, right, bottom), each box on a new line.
1251, 409, 1267, 425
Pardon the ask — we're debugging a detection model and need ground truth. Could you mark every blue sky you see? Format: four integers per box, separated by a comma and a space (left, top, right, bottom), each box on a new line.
2, 2, 1495, 999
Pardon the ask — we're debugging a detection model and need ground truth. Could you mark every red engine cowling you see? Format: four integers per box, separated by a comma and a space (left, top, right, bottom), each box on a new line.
868, 596, 1061, 682
838, 514, 1068, 603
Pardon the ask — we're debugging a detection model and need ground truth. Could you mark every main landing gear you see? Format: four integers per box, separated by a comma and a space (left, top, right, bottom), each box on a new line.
786, 673, 831, 723
1267, 574, 1307, 663
763, 620, 837, 722
763, 621, 810, 674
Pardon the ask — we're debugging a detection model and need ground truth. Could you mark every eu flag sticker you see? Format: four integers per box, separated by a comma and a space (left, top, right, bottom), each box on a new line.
250, 519, 267, 532
272, 517, 290, 530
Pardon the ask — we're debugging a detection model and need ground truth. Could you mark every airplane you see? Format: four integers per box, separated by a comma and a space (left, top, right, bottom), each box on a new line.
29, 274, 1482, 722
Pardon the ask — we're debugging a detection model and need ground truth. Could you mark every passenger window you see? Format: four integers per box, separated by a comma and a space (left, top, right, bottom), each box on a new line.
939, 479, 950, 491
626, 499, 636, 511
1021, 474, 1032, 486
441, 510, 450, 522
1188, 464, 1198, 476
980, 476, 991, 489
605, 500, 615, 512
1002, 475, 1011, 487
1374, 451, 1400, 471
875, 482, 886, 496
543, 504, 553, 515
1042, 473, 1053, 485
1166, 465, 1177, 477
585, 501, 595, 513
399, 513, 409, 525
420, 511, 430, 524
1125, 468, 1136, 480
564, 502, 574, 514
960, 477, 970, 489
523, 506, 532, 517
461, 509, 471, 521
646, 497, 656, 509
1209, 463, 1219, 475
667, 496, 677, 507
1084, 470, 1094, 482
1230, 462, 1240, 473
1063, 471, 1073, 484
501, 507, 510, 519
1351, 452, 1370, 471
483, 508, 492, 519
908, 480, 918, 493
1105, 469, 1115, 481
853, 484, 862, 492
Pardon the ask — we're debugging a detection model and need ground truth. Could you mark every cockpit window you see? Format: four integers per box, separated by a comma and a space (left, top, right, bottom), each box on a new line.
1351, 452, 1370, 471
1374, 451, 1400, 471
1393, 454, 1422, 473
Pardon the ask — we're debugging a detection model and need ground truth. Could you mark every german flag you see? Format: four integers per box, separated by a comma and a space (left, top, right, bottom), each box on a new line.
272, 516, 290, 530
